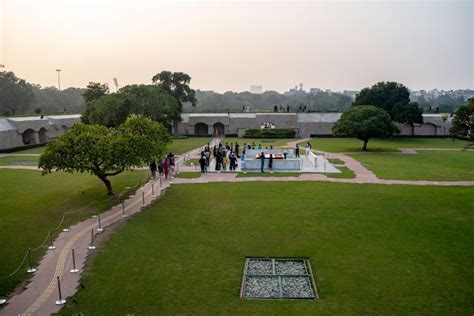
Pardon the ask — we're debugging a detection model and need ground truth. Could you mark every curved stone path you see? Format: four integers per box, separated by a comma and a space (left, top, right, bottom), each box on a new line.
1, 138, 473, 315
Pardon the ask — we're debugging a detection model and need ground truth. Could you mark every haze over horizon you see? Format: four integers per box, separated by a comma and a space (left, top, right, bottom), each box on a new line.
1, 0, 473, 93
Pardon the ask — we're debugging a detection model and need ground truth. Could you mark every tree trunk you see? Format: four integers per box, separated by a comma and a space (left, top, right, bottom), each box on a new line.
362, 139, 368, 151
98, 176, 114, 195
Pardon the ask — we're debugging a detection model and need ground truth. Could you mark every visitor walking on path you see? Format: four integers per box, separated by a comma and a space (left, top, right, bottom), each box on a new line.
305, 143, 311, 157
163, 158, 170, 179
150, 160, 157, 178
229, 152, 237, 171
199, 153, 206, 173
268, 153, 273, 172
157, 160, 163, 177
260, 152, 265, 172
295, 144, 300, 157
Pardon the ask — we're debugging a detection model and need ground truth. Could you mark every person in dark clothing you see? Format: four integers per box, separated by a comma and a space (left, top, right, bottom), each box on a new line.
235, 142, 240, 157
229, 152, 237, 171
150, 160, 157, 178
260, 152, 265, 172
268, 153, 273, 172
295, 144, 300, 157
157, 160, 163, 176
199, 154, 206, 173
213, 146, 217, 158
215, 151, 222, 171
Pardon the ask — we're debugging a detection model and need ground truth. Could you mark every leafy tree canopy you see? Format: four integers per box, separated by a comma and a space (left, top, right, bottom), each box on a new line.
82, 82, 109, 104
82, 85, 179, 128
152, 71, 197, 112
39, 115, 170, 195
449, 97, 474, 142
354, 81, 422, 124
0, 71, 35, 114
332, 105, 399, 151
391, 102, 423, 124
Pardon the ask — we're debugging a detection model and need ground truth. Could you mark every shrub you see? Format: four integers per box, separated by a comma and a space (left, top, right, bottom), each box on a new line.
244, 128, 297, 138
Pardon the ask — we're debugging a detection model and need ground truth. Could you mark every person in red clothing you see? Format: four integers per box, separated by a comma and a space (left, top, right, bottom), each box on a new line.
163, 158, 170, 179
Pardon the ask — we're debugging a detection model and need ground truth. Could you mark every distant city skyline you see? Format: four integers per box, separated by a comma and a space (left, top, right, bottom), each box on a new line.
1, 0, 472, 92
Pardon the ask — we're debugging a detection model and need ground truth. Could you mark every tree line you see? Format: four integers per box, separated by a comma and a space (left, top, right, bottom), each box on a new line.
0, 71, 86, 116
333, 81, 473, 150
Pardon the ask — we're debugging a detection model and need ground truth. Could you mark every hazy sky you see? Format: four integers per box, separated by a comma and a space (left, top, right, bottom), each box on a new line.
1, 0, 473, 92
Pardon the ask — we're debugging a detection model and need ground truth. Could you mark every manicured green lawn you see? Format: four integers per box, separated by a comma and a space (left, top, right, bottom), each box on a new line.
166, 137, 211, 155
327, 158, 345, 165
8, 137, 209, 157
223, 137, 297, 149
174, 172, 201, 179
7, 146, 47, 154
62, 182, 473, 314
324, 166, 356, 179
0, 169, 148, 296
304, 137, 468, 153
0, 156, 39, 166
352, 151, 474, 181
237, 172, 300, 177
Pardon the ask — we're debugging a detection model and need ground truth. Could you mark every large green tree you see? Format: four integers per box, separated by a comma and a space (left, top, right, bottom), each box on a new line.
81, 85, 179, 128
39, 115, 170, 195
449, 98, 474, 142
332, 105, 399, 151
0, 71, 35, 115
82, 82, 109, 103
354, 81, 422, 124
152, 71, 197, 113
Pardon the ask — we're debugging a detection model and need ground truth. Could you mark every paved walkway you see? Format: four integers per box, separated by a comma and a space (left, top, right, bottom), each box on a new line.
1, 173, 172, 315
2, 138, 473, 315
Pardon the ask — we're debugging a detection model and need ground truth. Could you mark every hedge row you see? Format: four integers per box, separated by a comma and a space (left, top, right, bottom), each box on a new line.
244, 128, 297, 138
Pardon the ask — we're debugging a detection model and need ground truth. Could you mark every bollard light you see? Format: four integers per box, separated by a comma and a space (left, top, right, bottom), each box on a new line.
121, 201, 127, 218
48, 229, 56, 250
88, 229, 96, 250
62, 214, 69, 232
70, 249, 79, 273
97, 214, 104, 233
141, 191, 145, 207
151, 183, 155, 198
55, 276, 66, 305
27, 248, 37, 273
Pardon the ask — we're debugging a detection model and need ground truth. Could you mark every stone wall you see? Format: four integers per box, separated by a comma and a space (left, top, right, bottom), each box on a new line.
175, 112, 452, 138
0, 115, 81, 151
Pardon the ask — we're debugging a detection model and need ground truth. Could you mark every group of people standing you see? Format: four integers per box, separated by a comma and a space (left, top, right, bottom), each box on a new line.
295, 142, 312, 158
149, 152, 176, 179
199, 142, 240, 173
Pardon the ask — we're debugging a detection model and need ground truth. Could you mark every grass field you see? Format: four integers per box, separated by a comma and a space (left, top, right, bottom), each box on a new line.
9, 137, 211, 157
166, 137, 211, 155
61, 182, 474, 315
324, 166, 356, 179
8, 146, 46, 154
0, 169, 148, 296
304, 137, 468, 153
174, 172, 201, 179
0, 156, 39, 166
352, 151, 474, 181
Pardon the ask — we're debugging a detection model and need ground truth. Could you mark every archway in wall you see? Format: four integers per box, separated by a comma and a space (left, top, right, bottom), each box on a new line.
22, 129, 37, 145
194, 123, 209, 135
421, 123, 437, 136
213, 122, 225, 137
38, 128, 48, 143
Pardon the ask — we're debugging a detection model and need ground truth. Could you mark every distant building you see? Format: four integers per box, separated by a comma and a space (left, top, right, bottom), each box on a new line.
250, 85, 263, 94
0, 115, 81, 150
